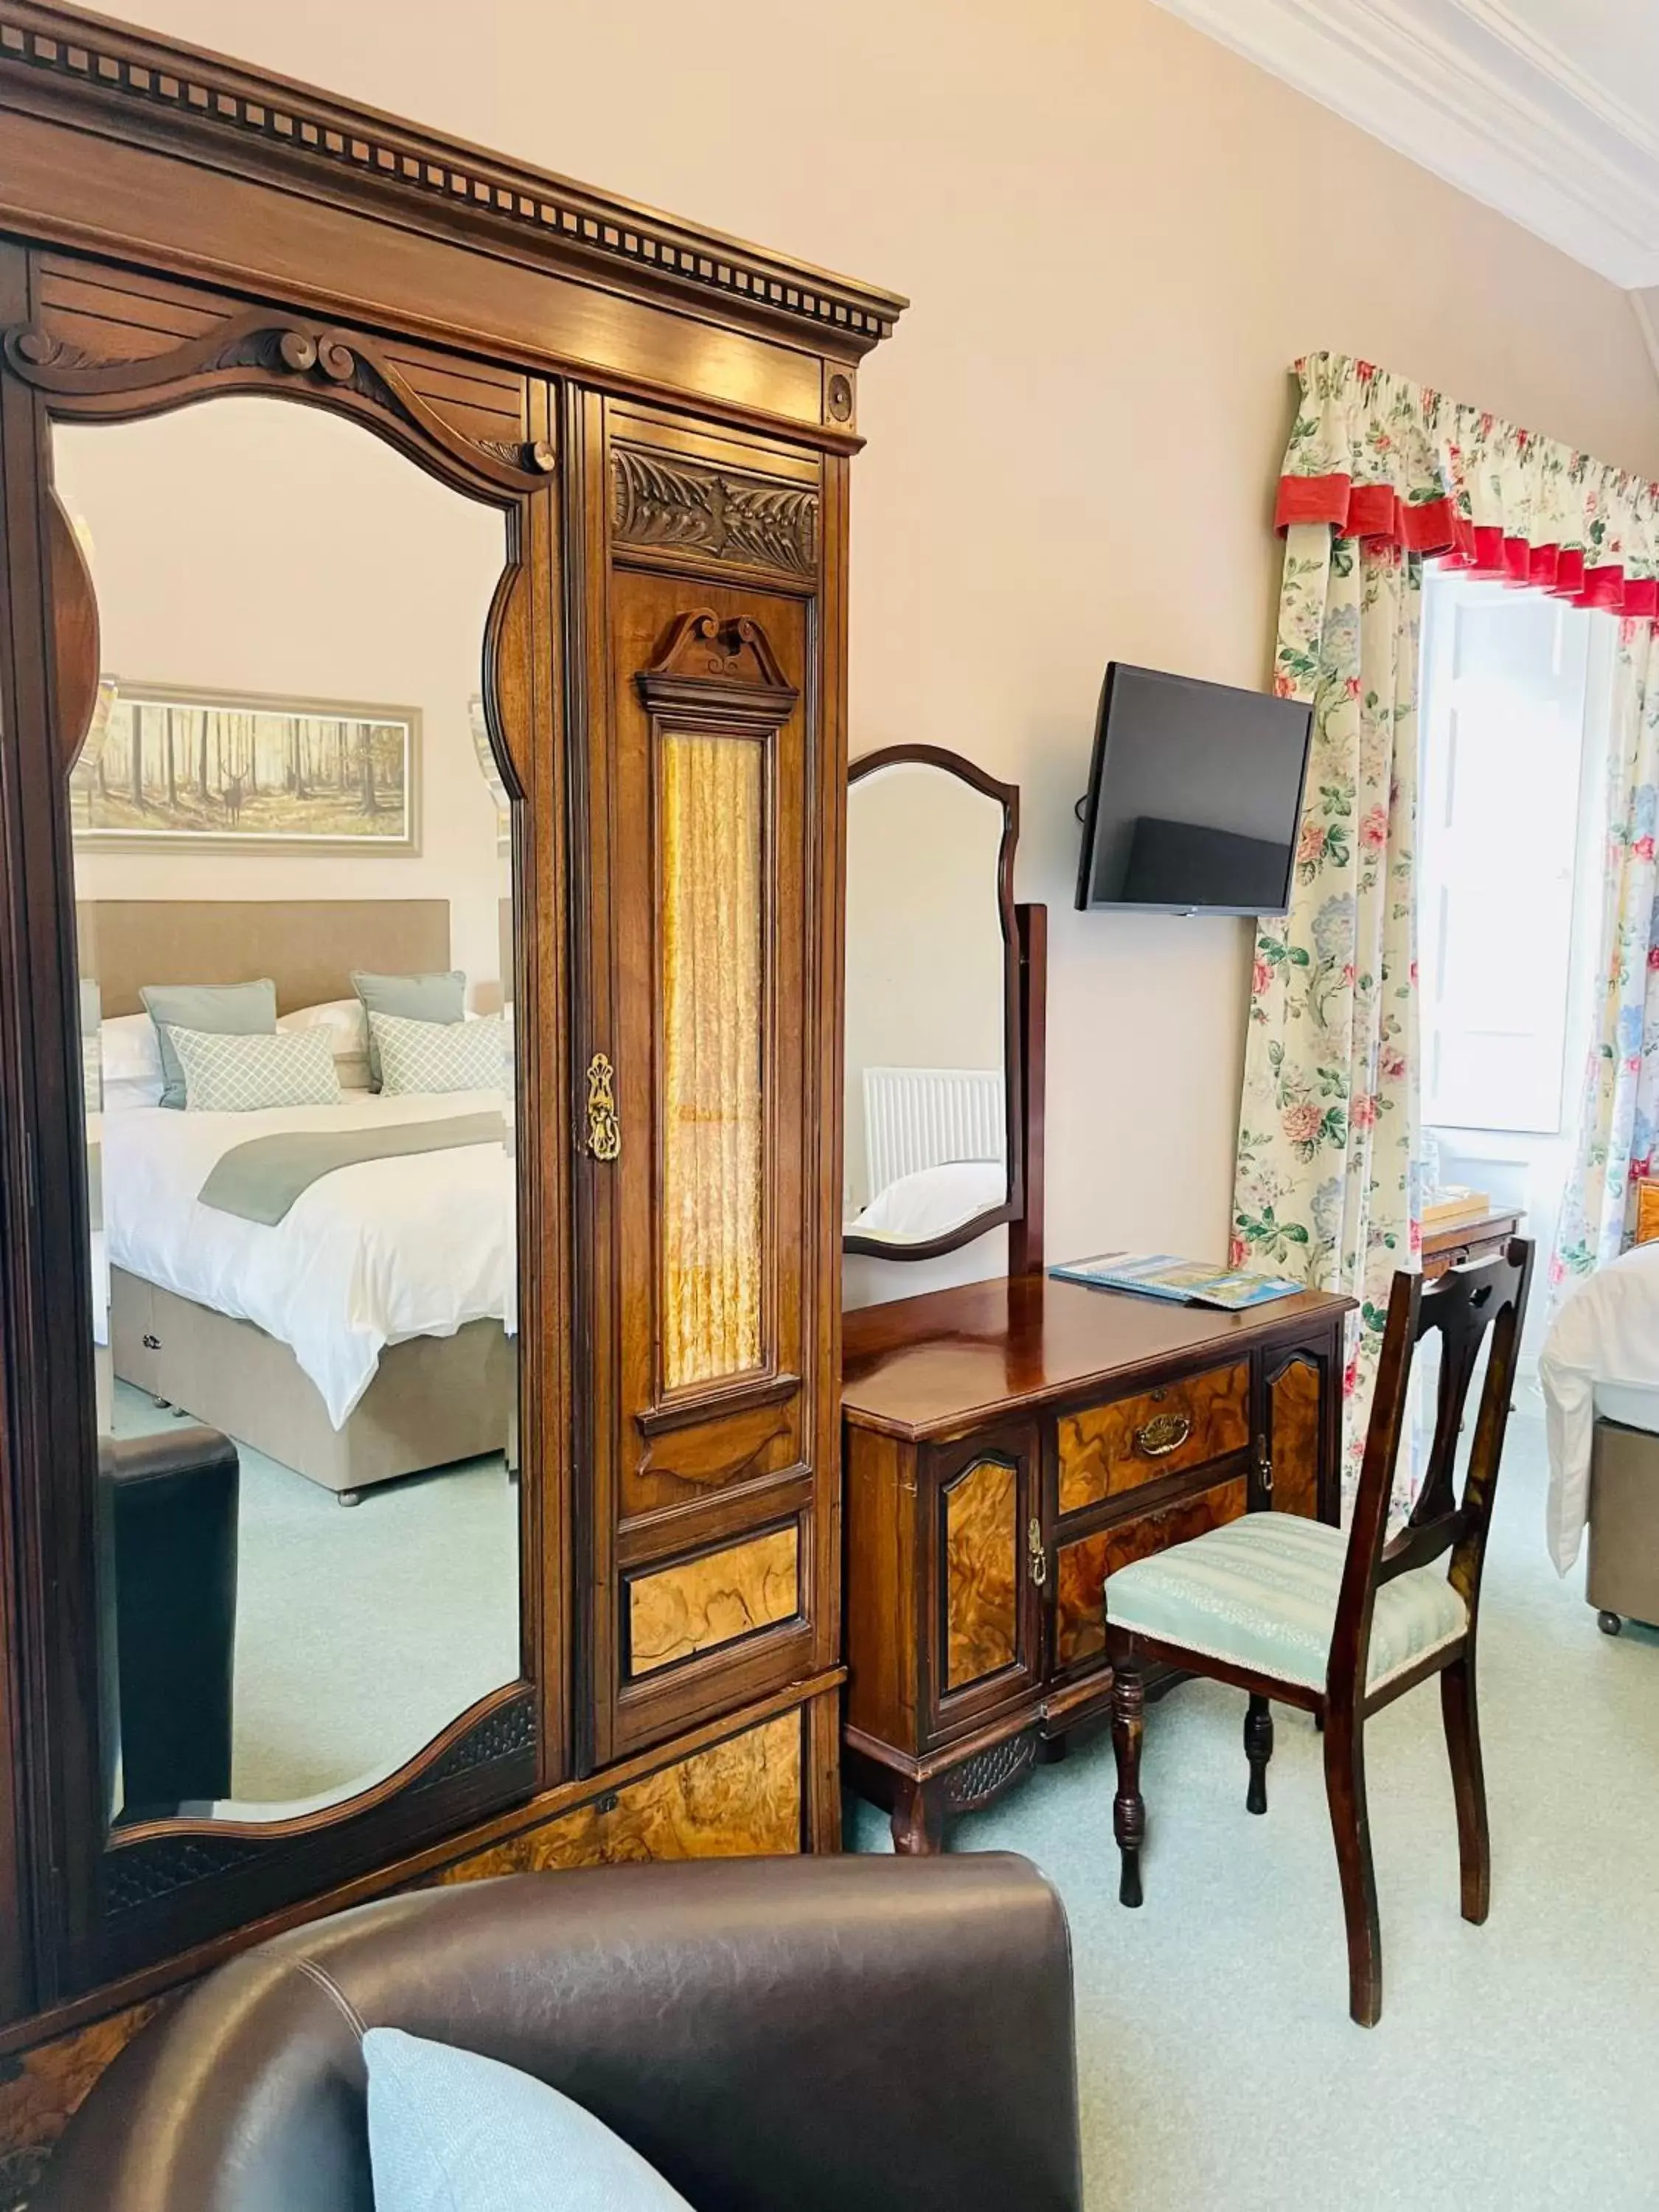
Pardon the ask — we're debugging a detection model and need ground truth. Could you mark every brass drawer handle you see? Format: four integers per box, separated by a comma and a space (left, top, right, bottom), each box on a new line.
1026, 1517, 1048, 1587
1135, 1411, 1192, 1458
585, 1052, 620, 1161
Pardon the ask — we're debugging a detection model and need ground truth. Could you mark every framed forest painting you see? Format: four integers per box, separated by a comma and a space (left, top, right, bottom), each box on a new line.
70, 681, 421, 855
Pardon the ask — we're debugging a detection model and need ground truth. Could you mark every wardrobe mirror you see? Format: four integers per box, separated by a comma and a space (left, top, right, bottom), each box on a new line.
54, 395, 522, 1829
844, 746, 1020, 1256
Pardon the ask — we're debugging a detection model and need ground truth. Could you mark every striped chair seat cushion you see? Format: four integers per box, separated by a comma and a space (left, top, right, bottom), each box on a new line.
1103, 1511, 1467, 1694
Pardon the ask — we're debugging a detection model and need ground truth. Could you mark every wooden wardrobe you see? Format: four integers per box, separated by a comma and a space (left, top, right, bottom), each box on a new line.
0, 1, 902, 2185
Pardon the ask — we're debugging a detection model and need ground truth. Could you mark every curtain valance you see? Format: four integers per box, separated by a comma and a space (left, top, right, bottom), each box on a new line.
1276, 351, 1659, 620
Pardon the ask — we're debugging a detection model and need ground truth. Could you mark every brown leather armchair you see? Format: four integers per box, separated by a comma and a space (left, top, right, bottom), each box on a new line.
41, 1851, 1081, 2212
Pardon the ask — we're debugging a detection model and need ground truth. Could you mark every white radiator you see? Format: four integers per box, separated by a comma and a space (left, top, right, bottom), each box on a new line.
863, 1066, 1004, 1195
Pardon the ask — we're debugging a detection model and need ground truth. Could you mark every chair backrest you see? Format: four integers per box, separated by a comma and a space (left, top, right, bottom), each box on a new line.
1327, 1238, 1534, 1702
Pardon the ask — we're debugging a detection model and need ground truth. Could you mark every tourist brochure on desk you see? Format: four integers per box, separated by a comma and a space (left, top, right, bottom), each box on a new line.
1050, 1251, 1303, 1310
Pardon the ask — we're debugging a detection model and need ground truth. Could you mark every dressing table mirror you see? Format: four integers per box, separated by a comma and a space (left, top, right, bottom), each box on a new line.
843, 745, 1027, 1260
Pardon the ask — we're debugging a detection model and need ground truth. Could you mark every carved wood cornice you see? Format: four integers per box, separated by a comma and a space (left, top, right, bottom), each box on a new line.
0, 1, 907, 353
612, 446, 818, 578
2, 307, 555, 490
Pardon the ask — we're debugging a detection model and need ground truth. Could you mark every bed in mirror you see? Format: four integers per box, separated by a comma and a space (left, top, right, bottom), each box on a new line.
54, 394, 524, 1834
844, 745, 1023, 1259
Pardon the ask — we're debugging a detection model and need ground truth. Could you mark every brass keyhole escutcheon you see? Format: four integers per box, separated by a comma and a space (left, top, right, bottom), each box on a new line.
585, 1051, 621, 1161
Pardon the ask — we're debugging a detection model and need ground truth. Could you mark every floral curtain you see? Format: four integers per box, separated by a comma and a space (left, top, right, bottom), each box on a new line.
1236, 352, 1659, 1495
1552, 622, 1659, 1284
1231, 529, 1421, 1495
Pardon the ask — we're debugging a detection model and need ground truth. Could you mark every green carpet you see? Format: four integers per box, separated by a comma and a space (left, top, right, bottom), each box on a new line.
850, 1410, 1659, 2211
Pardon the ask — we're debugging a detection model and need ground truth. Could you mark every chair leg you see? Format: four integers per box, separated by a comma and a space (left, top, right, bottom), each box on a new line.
1110, 1664, 1145, 1908
1322, 1703, 1382, 2027
1440, 1654, 1489, 1924
1244, 1694, 1273, 1815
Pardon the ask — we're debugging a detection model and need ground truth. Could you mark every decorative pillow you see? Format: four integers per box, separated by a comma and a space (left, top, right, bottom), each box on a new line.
102, 1074, 165, 1113
276, 996, 372, 1090
100, 1009, 164, 1085
351, 970, 465, 1091
368, 1010, 503, 1096
364, 2028, 696, 2212
78, 978, 102, 1116
140, 979, 277, 1110
167, 1025, 341, 1113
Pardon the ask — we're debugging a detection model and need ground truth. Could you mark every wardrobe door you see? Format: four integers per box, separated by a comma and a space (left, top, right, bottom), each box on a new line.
575, 408, 834, 1764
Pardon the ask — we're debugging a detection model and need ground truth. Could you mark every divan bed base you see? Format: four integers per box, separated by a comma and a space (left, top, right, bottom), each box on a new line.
110, 1269, 512, 1499
1587, 1416, 1659, 1632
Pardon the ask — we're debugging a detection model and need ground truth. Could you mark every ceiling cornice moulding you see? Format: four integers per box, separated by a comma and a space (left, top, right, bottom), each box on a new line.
1151, 0, 1659, 288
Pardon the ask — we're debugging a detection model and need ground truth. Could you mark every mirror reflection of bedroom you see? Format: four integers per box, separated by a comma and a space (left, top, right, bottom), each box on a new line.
843, 755, 1012, 1251
59, 396, 521, 1828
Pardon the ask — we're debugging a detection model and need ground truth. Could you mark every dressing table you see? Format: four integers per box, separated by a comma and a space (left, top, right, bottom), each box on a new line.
838, 748, 1350, 1851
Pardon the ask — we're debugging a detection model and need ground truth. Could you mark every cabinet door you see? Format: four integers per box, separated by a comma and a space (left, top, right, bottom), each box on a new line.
1259, 1328, 1342, 1523
574, 410, 834, 1765
925, 1425, 1043, 1742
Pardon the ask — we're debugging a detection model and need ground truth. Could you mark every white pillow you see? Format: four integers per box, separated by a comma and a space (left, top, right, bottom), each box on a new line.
276, 997, 372, 1090
276, 996, 368, 1054
368, 1009, 504, 1096
102, 1074, 165, 1113
168, 1025, 342, 1113
364, 2028, 695, 2212
100, 1010, 164, 1085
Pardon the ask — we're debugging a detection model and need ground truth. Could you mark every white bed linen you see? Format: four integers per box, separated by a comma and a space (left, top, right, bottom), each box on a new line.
1538, 1242, 1659, 1572
101, 1091, 514, 1430
847, 1158, 1006, 1242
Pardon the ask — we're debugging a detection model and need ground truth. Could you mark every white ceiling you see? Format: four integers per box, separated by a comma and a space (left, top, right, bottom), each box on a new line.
1150, 0, 1659, 290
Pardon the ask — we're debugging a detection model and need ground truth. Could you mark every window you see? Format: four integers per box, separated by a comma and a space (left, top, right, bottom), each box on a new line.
1418, 568, 1611, 1136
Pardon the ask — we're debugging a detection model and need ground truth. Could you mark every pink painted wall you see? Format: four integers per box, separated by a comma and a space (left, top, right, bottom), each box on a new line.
104, 0, 1659, 1275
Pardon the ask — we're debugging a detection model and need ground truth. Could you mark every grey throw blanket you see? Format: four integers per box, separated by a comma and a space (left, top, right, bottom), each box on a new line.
198, 1110, 507, 1225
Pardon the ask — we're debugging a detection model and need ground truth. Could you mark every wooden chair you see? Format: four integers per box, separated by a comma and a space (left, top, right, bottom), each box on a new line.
1105, 1239, 1534, 2026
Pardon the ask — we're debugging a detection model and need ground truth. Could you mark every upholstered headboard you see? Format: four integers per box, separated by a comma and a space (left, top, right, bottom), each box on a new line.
74, 900, 451, 1016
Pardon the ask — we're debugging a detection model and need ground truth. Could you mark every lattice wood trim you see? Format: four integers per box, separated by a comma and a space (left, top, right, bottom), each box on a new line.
0, 3, 906, 348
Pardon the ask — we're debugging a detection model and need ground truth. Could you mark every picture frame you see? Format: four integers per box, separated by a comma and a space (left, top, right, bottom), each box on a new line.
69, 680, 422, 856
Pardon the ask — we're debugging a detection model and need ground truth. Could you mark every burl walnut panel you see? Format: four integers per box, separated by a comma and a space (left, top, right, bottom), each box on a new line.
1057, 1360, 1249, 1516
431, 1711, 802, 1877
1056, 1474, 1251, 1670
0, 1999, 161, 2211
942, 1458, 1019, 1690
627, 1525, 800, 1677
1268, 1355, 1322, 1520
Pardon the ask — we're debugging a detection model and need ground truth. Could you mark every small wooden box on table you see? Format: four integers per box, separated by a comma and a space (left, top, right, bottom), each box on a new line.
841, 1272, 1352, 1852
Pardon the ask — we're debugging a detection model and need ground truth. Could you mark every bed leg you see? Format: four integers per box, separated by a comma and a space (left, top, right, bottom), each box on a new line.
1597, 1610, 1623, 1637
337, 1489, 362, 1509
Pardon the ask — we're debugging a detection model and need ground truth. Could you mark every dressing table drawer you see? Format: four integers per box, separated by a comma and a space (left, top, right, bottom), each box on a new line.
1056, 1360, 1250, 1517
1053, 1470, 1251, 1672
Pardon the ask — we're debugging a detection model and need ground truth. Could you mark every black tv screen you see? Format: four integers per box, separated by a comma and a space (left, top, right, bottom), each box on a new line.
1073, 664, 1314, 917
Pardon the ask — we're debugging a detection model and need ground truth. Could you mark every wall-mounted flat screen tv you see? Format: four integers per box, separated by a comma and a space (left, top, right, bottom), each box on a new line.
1073, 664, 1315, 917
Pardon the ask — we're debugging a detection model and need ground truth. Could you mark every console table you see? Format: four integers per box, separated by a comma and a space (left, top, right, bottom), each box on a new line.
841, 1271, 1353, 1851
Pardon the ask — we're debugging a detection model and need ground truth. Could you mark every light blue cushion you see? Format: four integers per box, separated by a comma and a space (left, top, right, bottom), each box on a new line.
168, 1025, 342, 1112
351, 969, 465, 1090
139, 978, 276, 1110
1104, 1511, 1467, 1692
364, 2028, 697, 2212
369, 1010, 504, 1096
